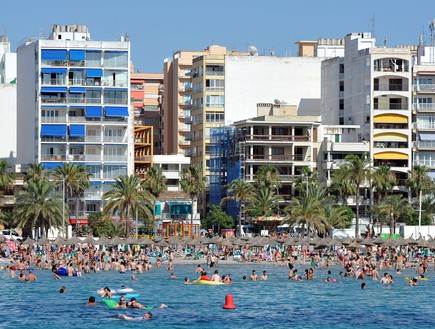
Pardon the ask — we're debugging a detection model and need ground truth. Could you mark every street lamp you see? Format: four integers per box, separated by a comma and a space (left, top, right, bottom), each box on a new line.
62, 177, 65, 238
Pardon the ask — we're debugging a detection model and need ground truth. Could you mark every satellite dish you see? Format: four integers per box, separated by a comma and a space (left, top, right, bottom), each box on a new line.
247, 45, 258, 56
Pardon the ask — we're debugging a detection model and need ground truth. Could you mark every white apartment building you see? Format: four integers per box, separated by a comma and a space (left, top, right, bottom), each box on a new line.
16, 24, 132, 222
412, 45, 435, 179
321, 32, 413, 187
0, 35, 17, 163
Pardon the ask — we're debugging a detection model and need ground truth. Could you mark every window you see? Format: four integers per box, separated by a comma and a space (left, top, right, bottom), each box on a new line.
103, 52, 128, 68
206, 79, 224, 91
86, 51, 101, 67
86, 165, 100, 178
206, 95, 224, 107
205, 112, 224, 123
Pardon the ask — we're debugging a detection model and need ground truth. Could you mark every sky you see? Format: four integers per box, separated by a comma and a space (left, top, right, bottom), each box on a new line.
2, 0, 435, 73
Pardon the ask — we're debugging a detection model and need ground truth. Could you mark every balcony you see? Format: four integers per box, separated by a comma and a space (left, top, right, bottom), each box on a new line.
206, 87, 224, 92
104, 136, 127, 143
69, 116, 87, 123
41, 154, 66, 161
245, 154, 307, 162
374, 84, 408, 92
243, 134, 311, 142
414, 84, 435, 93
41, 116, 67, 123
84, 191, 103, 200
416, 140, 435, 149
41, 96, 66, 104
84, 154, 102, 161
374, 142, 408, 149
205, 70, 224, 76
85, 136, 102, 143
373, 123, 408, 130
104, 98, 128, 105
179, 139, 190, 146
179, 124, 191, 132
135, 155, 152, 162
42, 78, 67, 86
414, 103, 435, 111
103, 155, 128, 162
67, 154, 86, 161
374, 103, 408, 110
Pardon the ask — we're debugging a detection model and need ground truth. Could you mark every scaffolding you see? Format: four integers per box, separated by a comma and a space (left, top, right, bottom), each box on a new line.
209, 126, 242, 219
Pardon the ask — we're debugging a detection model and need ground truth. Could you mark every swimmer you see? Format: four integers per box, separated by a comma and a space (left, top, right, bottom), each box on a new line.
87, 296, 97, 306
361, 283, 366, 289
59, 286, 67, 293
114, 296, 128, 309
118, 312, 152, 321
159, 303, 168, 309
170, 272, 176, 279
27, 270, 37, 281
184, 277, 192, 284
98, 286, 112, 298
260, 271, 268, 281
128, 298, 146, 309
131, 275, 137, 281
409, 278, 418, 286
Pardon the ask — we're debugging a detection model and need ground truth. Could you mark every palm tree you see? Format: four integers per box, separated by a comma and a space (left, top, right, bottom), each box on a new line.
102, 174, 154, 237
142, 166, 167, 226
24, 163, 47, 183
180, 166, 206, 233
220, 179, 256, 236
0, 160, 15, 195
13, 180, 64, 238
333, 154, 371, 238
379, 194, 413, 237
284, 184, 329, 236
372, 165, 396, 202
421, 195, 435, 225
52, 163, 91, 233
324, 204, 352, 230
255, 165, 282, 191
293, 167, 318, 196
406, 165, 433, 230
249, 186, 282, 217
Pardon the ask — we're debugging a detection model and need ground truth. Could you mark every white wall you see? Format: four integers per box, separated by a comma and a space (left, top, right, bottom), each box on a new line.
16, 42, 37, 165
0, 84, 16, 163
224, 56, 323, 125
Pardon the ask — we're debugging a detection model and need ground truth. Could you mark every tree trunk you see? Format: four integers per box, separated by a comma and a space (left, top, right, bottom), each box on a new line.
238, 203, 243, 237
191, 196, 194, 237
355, 184, 360, 238
390, 212, 394, 238
75, 196, 79, 234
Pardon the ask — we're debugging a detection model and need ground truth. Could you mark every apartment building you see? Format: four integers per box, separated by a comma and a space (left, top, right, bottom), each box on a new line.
16, 24, 132, 224
321, 32, 413, 190
412, 45, 435, 178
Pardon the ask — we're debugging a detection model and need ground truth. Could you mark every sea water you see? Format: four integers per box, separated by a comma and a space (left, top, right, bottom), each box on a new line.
1, 263, 434, 329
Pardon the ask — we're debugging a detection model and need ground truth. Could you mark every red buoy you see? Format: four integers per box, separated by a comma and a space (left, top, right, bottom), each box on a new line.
223, 294, 236, 309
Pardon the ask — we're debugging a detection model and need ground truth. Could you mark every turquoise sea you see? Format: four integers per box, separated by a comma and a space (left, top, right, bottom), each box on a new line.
1, 263, 434, 329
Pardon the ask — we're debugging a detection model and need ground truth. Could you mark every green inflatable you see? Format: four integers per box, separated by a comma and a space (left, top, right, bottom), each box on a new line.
102, 299, 153, 310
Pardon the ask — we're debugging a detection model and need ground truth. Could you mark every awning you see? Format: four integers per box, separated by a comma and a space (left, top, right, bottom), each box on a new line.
69, 87, 86, 93
41, 86, 67, 93
69, 50, 85, 61
373, 132, 408, 142
41, 162, 62, 169
90, 181, 103, 185
40, 124, 67, 137
41, 68, 67, 74
85, 106, 103, 118
373, 152, 408, 160
86, 69, 103, 77
373, 114, 408, 124
105, 106, 129, 117
69, 125, 85, 137
419, 133, 435, 141
41, 49, 67, 61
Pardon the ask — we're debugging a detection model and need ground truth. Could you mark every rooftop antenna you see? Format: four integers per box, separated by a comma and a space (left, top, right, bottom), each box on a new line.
430, 19, 435, 63
370, 13, 376, 38
383, 36, 387, 47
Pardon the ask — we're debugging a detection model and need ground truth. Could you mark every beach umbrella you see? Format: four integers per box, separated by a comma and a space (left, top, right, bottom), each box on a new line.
341, 236, 352, 245
109, 236, 123, 245
405, 236, 417, 245
283, 237, 295, 246
83, 236, 96, 244
382, 238, 396, 248
372, 235, 384, 245
394, 237, 407, 246
22, 237, 35, 245
210, 236, 223, 244
415, 235, 427, 247
153, 236, 163, 242
52, 236, 67, 245
309, 237, 320, 246
220, 240, 234, 249
187, 239, 200, 246
167, 236, 182, 245
124, 237, 139, 245
95, 236, 110, 245
240, 235, 250, 241
347, 241, 362, 249
181, 236, 192, 244
155, 239, 169, 247
36, 237, 50, 245
328, 237, 342, 247
138, 236, 154, 245
361, 237, 375, 246
66, 236, 81, 245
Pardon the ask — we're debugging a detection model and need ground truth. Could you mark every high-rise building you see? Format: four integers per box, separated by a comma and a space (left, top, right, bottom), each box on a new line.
16, 24, 132, 225
162, 46, 228, 155
0, 35, 17, 163
322, 32, 413, 199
